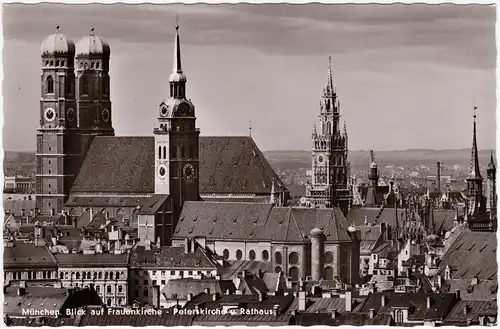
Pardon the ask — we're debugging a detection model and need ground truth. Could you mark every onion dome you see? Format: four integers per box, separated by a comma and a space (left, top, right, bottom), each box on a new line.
75, 28, 110, 57
40, 26, 75, 57
310, 228, 324, 237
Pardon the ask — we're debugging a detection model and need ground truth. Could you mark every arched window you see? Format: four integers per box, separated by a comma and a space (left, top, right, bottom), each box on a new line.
109, 272, 113, 280
115, 272, 120, 280
249, 250, 256, 261
96, 285, 100, 293
93, 272, 97, 280
106, 298, 112, 306
118, 298, 123, 305
98, 272, 102, 280
107, 285, 112, 293
288, 252, 299, 265
61, 60, 65, 67
116, 209, 123, 222
105, 272, 108, 280
81, 76, 88, 95
324, 252, 334, 264
158, 146, 161, 159
47, 76, 54, 94
82, 272, 86, 280
56, 60, 60, 67
236, 249, 243, 260
288, 267, 299, 281
60, 272, 64, 280
118, 285, 123, 293
275, 252, 282, 265
324, 266, 334, 280
262, 250, 269, 261
222, 249, 230, 260
87, 271, 91, 279
274, 266, 282, 273
162, 146, 166, 160
395, 310, 404, 323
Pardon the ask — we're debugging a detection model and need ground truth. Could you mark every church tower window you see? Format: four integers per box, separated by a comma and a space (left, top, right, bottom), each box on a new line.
81, 76, 88, 95
46, 76, 54, 94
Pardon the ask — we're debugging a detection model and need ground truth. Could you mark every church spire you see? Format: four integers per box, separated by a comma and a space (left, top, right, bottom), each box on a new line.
173, 15, 182, 74
327, 56, 334, 95
468, 106, 482, 181
168, 14, 187, 98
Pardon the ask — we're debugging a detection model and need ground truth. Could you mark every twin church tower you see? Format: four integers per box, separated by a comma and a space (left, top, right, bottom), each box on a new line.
37, 27, 114, 215
36, 23, 200, 216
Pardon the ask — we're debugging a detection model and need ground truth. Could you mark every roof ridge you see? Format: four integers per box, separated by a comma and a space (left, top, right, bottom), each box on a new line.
283, 208, 293, 241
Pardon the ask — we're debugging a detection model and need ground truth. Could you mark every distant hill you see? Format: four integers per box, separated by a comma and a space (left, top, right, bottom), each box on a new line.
263, 149, 496, 172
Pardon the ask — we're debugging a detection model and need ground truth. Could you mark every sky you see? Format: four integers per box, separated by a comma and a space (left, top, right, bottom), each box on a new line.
2, 3, 496, 152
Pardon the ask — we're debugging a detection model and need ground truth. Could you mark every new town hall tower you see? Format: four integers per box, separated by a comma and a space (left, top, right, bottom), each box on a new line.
36, 27, 114, 215
305, 57, 351, 215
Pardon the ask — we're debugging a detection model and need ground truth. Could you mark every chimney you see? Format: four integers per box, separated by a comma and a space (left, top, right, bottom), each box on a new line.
298, 291, 306, 311
345, 291, 352, 312
436, 162, 441, 192
427, 296, 432, 309
212, 293, 219, 301
187, 293, 193, 301
225, 289, 230, 295
191, 239, 196, 253
312, 286, 318, 295
381, 295, 387, 307
17, 287, 26, 296
19, 281, 26, 288
152, 286, 160, 309
331, 309, 337, 319
299, 278, 304, 290
463, 305, 469, 315
241, 270, 247, 278
184, 238, 189, 254
204, 288, 210, 294
369, 309, 375, 319
50, 209, 55, 216
437, 275, 442, 288
455, 289, 461, 300
215, 275, 221, 281
258, 292, 263, 302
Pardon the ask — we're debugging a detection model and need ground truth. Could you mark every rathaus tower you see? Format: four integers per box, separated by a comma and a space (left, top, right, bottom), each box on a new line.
304, 57, 351, 215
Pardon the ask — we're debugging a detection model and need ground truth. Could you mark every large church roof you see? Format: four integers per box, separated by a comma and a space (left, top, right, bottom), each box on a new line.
173, 201, 352, 243
70, 136, 286, 196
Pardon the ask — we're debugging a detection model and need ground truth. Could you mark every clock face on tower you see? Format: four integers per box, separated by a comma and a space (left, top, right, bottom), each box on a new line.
317, 154, 325, 164
102, 108, 110, 122
157, 164, 168, 179
160, 104, 169, 117
44, 108, 55, 122
183, 163, 195, 180
67, 108, 75, 122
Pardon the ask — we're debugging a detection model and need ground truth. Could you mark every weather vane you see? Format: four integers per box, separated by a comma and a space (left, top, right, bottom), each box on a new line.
175, 13, 179, 29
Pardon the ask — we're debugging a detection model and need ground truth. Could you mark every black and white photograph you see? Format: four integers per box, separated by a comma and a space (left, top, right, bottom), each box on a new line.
1, 2, 497, 327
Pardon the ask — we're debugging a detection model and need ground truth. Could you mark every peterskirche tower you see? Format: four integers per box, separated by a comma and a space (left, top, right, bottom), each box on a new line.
153, 18, 200, 239
465, 106, 496, 232
305, 57, 351, 215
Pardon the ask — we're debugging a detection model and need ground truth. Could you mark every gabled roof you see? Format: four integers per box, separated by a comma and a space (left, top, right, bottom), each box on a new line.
54, 252, 128, 267
78, 313, 194, 326
129, 245, 217, 270
162, 278, 236, 300
69, 136, 288, 196
294, 312, 393, 326
444, 300, 497, 323
436, 230, 497, 280
4, 244, 57, 269
173, 202, 352, 243
347, 207, 405, 229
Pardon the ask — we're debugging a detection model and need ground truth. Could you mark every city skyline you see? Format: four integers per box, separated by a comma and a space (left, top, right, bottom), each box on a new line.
2, 3, 496, 152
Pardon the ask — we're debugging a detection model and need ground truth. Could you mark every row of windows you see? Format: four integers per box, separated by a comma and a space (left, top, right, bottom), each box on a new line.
274, 251, 334, 265
222, 249, 270, 261
281, 265, 336, 281
134, 270, 207, 277
7, 271, 54, 280
59, 271, 125, 281
78, 61, 102, 70
95, 284, 124, 294
44, 60, 66, 67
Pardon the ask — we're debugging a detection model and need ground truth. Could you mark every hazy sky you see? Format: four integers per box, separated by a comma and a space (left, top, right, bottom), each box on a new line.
2, 3, 496, 152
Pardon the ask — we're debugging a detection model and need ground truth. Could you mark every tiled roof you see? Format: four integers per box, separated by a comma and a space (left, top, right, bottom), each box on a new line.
4, 244, 57, 269
7, 318, 76, 327
287, 297, 346, 313
294, 312, 393, 326
162, 278, 236, 300
184, 293, 295, 313
30, 215, 65, 225
360, 292, 456, 321
192, 313, 292, 326
54, 252, 128, 267
221, 261, 272, 279
137, 194, 170, 215
442, 279, 498, 301
444, 300, 497, 324
355, 225, 383, 241
347, 207, 405, 228
65, 196, 152, 208
78, 313, 194, 326
173, 202, 352, 242
436, 230, 497, 280
432, 210, 457, 232
4, 286, 67, 316
70, 136, 288, 195
129, 245, 217, 269
3, 198, 36, 217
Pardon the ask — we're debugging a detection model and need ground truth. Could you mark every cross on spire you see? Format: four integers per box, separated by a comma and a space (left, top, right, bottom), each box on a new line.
56, 25, 60, 32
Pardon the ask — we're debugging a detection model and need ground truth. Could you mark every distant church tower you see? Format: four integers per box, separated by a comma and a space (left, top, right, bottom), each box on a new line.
36, 27, 79, 215
465, 107, 495, 232
486, 151, 497, 222
153, 19, 200, 240
305, 57, 351, 215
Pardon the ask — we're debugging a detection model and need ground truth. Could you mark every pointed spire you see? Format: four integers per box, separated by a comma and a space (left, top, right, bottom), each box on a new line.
343, 121, 347, 136
488, 150, 496, 170
327, 56, 333, 93
249, 120, 252, 137
173, 14, 182, 74
270, 179, 276, 205
467, 106, 482, 180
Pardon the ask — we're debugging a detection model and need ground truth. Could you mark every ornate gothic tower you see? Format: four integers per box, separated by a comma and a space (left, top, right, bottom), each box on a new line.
153, 20, 200, 238
75, 28, 115, 151
305, 57, 350, 215
486, 151, 496, 220
36, 27, 79, 215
